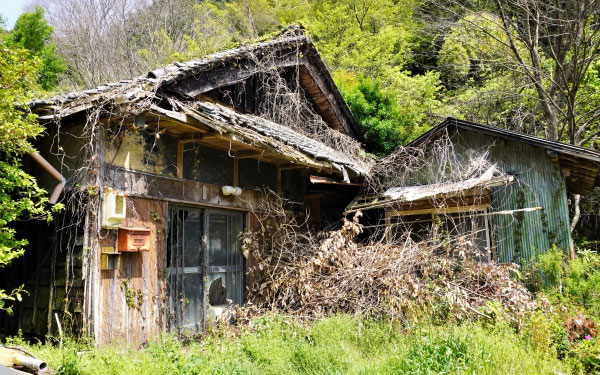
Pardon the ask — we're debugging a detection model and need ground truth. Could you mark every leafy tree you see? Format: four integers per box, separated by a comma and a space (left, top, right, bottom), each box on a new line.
0, 41, 59, 313
337, 71, 437, 155
278, 0, 417, 79
8, 6, 64, 91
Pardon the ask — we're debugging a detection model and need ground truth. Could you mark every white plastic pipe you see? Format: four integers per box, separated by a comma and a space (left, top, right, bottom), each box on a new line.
15, 354, 47, 371
222, 186, 242, 196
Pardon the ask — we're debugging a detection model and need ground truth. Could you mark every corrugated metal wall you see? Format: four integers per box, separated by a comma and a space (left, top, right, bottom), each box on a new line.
453, 130, 571, 264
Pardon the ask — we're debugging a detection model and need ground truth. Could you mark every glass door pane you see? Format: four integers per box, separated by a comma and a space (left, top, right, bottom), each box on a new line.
205, 210, 244, 307
166, 207, 204, 332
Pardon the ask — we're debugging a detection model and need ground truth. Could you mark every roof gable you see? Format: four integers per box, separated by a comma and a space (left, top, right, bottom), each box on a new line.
411, 118, 600, 195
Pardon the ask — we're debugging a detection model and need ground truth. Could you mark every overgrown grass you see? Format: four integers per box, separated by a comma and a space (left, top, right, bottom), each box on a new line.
11, 314, 569, 375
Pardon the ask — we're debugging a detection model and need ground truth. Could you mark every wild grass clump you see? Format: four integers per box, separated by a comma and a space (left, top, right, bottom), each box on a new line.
521, 246, 600, 374
13, 314, 569, 375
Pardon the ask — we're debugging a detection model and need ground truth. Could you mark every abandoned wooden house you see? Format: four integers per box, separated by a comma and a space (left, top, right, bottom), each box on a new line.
1, 27, 370, 345
347, 118, 600, 264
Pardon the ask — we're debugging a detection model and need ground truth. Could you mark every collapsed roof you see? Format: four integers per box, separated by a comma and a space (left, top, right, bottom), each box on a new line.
151, 99, 371, 178
346, 166, 514, 213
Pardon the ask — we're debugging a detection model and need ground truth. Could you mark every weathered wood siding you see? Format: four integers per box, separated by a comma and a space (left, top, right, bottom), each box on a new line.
92, 127, 297, 345
96, 197, 166, 346
453, 130, 571, 263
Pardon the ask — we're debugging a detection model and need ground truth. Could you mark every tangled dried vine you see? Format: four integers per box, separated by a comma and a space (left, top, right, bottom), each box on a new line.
238, 192, 535, 324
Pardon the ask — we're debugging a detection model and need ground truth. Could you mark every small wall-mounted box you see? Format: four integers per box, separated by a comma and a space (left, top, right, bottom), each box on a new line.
101, 247, 120, 271
102, 191, 126, 229
118, 227, 151, 252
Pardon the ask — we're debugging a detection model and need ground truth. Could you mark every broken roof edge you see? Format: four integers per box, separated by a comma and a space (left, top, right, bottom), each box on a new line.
182, 100, 371, 176
146, 99, 371, 179
410, 117, 600, 163
345, 168, 514, 214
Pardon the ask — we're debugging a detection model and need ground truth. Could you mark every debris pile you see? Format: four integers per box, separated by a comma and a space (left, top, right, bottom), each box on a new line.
241, 205, 536, 322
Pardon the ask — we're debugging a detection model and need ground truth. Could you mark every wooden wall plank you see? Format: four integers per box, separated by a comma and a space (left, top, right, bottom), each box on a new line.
97, 197, 166, 346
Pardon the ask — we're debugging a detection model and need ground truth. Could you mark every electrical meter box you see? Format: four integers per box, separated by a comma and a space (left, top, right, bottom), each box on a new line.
118, 227, 151, 252
102, 191, 126, 229
101, 247, 120, 271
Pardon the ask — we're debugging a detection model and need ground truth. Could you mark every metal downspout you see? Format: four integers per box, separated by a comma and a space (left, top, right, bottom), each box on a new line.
28, 151, 66, 204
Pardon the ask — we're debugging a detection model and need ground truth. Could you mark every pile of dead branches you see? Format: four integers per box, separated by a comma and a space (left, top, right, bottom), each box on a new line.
241, 198, 535, 322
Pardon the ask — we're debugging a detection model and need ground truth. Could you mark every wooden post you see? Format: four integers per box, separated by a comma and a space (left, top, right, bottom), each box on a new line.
385, 212, 391, 243
277, 167, 282, 195
176, 141, 184, 179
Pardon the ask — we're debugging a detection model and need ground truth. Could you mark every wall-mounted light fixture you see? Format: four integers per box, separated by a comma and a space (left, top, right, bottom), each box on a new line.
134, 114, 147, 129
222, 186, 242, 196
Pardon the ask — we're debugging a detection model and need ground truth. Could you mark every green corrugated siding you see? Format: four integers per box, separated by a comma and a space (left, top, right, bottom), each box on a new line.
454, 130, 571, 264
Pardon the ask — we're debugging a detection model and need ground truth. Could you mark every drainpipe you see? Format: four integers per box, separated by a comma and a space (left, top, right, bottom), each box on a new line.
29, 151, 66, 204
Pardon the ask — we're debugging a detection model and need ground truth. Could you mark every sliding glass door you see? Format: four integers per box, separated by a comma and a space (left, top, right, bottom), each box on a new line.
166, 206, 244, 332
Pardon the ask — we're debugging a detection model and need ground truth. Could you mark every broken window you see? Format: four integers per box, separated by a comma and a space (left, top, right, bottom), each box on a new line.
387, 209, 491, 261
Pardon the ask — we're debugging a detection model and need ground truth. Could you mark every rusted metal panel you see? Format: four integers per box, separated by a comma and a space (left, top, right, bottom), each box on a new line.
453, 130, 571, 264
409, 118, 600, 195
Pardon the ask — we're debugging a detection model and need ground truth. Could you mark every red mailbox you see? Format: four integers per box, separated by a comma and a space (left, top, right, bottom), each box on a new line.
118, 227, 151, 252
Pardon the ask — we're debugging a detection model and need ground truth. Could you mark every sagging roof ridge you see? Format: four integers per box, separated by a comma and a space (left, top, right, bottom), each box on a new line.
410, 117, 600, 163
29, 25, 363, 141
30, 27, 310, 107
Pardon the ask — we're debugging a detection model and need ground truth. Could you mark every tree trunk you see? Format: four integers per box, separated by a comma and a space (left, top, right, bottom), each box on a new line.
569, 194, 581, 259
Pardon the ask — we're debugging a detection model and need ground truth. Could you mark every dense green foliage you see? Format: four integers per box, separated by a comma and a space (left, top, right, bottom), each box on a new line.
530, 246, 600, 317
0, 31, 59, 313
14, 315, 569, 375
337, 76, 409, 155
336, 71, 440, 155
7, 7, 64, 91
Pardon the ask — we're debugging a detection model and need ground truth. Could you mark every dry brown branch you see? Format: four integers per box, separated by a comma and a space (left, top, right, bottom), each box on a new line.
238, 190, 536, 325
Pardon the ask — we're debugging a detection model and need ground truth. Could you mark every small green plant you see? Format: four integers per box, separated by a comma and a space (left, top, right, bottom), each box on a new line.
569, 338, 600, 374
55, 348, 82, 375
526, 245, 566, 292
87, 186, 98, 196
0, 285, 28, 315
120, 278, 143, 311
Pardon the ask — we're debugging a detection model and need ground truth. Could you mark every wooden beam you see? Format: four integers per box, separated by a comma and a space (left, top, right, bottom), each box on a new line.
170, 55, 304, 98
278, 163, 317, 170
149, 105, 204, 129
559, 160, 599, 174
309, 175, 362, 186
234, 150, 272, 159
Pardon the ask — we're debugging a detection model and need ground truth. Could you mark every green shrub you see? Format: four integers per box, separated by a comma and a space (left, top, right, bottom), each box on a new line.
569, 338, 600, 375
533, 245, 565, 290
563, 252, 600, 315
